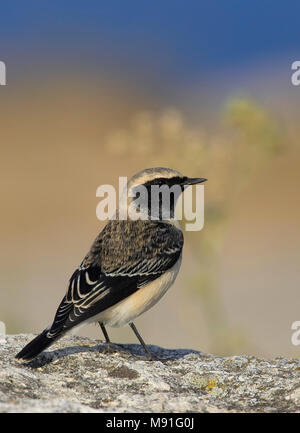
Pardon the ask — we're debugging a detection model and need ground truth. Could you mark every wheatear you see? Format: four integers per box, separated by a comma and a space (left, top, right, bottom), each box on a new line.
16, 167, 206, 361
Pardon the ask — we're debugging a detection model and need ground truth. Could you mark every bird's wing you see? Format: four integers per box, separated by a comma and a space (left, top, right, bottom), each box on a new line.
47, 220, 183, 337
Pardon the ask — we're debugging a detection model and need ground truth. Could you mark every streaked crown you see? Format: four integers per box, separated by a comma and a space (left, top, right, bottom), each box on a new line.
128, 167, 184, 190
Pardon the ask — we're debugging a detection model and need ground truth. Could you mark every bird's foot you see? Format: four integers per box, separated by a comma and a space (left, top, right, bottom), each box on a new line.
100, 342, 120, 354
127, 351, 159, 362
145, 351, 159, 361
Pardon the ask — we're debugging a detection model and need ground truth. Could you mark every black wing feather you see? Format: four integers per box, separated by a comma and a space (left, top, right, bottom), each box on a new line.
47, 220, 183, 336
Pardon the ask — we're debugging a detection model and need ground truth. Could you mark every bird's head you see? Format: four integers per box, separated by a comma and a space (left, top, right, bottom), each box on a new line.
119, 167, 207, 222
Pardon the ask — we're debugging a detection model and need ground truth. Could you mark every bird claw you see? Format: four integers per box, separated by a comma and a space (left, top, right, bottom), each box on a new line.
100, 342, 119, 354
145, 352, 159, 361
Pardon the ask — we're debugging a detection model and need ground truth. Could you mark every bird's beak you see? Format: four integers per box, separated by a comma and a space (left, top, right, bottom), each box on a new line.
184, 177, 207, 185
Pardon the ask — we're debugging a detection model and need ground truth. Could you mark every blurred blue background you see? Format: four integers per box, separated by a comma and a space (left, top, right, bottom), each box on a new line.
1, 1, 299, 84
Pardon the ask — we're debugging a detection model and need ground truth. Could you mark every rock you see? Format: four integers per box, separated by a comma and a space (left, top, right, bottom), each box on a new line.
0, 334, 300, 413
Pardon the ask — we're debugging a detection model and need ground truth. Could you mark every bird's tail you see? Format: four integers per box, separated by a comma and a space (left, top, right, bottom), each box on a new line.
15, 328, 62, 361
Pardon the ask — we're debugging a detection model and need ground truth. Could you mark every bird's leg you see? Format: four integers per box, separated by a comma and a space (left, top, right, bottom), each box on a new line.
99, 322, 110, 344
98, 322, 118, 354
129, 322, 156, 361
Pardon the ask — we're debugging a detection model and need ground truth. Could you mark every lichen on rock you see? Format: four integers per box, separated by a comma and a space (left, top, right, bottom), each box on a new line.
0, 334, 300, 413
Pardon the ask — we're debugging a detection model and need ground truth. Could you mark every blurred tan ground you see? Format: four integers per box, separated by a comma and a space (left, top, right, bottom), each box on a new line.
0, 75, 299, 357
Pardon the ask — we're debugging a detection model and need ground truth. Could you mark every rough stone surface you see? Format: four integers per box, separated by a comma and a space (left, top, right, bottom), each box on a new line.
1, 334, 300, 413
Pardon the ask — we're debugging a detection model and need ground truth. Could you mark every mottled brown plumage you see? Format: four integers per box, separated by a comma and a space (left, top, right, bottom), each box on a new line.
83, 219, 183, 273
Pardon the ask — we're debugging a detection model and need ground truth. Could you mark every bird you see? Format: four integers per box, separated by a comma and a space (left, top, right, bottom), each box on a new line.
16, 167, 207, 361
